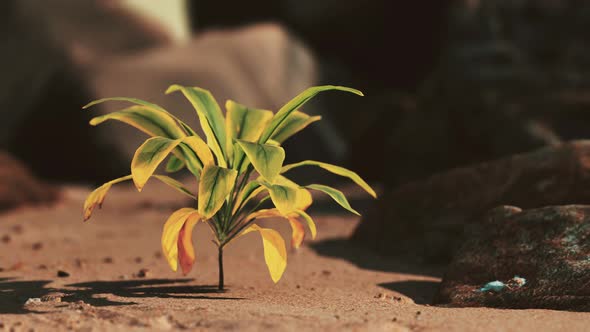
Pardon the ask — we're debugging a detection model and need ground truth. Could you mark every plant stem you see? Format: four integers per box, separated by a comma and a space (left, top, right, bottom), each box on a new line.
218, 245, 224, 291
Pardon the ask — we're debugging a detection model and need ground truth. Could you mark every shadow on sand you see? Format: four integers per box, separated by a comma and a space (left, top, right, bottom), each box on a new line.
311, 238, 444, 305
0, 277, 240, 315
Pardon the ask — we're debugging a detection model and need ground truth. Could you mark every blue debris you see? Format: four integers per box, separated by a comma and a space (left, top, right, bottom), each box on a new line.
479, 280, 505, 293
511, 275, 526, 288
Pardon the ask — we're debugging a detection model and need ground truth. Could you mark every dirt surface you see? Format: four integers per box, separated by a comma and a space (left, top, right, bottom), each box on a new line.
0, 183, 589, 331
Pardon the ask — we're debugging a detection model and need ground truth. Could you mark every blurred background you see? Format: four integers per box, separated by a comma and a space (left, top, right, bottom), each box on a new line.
1, 0, 590, 195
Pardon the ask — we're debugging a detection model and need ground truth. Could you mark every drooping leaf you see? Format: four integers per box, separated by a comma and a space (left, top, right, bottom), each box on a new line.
306, 184, 360, 216
177, 215, 200, 274
152, 175, 196, 200
198, 165, 238, 219
259, 85, 363, 144
83, 175, 132, 221
84, 174, 195, 221
166, 85, 228, 167
242, 208, 306, 249
89, 105, 187, 139
236, 140, 285, 183
166, 156, 185, 173
161, 208, 201, 272
131, 137, 183, 191
270, 110, 321, 143
241, 224, 287, 283
281, 160, 376, 198
291, 209, 317, 239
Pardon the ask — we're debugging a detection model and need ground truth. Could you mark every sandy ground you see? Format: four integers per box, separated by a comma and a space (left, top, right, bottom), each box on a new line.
1, 182, 589, 331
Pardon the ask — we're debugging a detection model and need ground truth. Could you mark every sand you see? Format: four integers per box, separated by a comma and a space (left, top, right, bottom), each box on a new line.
0, 183, 589, 331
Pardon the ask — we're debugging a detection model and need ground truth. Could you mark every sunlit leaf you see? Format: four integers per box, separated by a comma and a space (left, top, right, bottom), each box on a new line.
291, 209, 316, 239
198, 165, 238, 219
237, 140, 284, 183
226, 99, 273, 145
161, 208, 201, 272
282, 160, 376, 198
274, 175, 312, 211
166, 85, 228, 167
84, 174, 195, 221
83, 175, 132, 221
306, 184, 359, 216
243, 208, 306, 249
178, 214, 200, 274
241, 224, 287, 283
259, 85, 363, 143
262, 182, 298, 215
131, 137, 183, 191
178, 136, 215, 177
271, 110, 321, 143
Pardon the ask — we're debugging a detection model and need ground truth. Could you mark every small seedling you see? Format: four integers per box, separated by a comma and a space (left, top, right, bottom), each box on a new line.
82, 85, 376, 290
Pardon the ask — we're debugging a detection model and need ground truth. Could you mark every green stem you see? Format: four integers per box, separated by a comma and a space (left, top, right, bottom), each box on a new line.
218, 245, 224, 291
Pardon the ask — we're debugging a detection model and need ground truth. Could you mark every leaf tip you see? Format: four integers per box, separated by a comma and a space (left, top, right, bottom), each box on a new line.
165, 84, 182, 95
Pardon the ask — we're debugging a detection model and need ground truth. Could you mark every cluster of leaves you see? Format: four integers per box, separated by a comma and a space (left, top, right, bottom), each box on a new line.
83, 85, 376, 286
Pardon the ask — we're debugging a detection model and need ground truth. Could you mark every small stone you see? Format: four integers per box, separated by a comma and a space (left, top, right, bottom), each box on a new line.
102, 257, 113, 264
57, 270, 70, 277
136, 268, 149, 278
134, 257, 143, 264
74, 258, 85, 268
154, 252, 162, 259
40, 292, 65, 303
31, 242, 43, 250
119, 275, 128, 280
1, 235, 11, 243
37, 264, 47, 270
24, 298, 41, 306
296, 285, 301, 289
322, 270, 331, 276
374, 293, 386, 299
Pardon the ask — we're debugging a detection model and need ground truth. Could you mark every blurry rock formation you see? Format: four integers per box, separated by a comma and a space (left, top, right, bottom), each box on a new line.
435, 205, 590, 311
353, 141, 590, 262
0, 151, 59, 212
0, 0, 316, 183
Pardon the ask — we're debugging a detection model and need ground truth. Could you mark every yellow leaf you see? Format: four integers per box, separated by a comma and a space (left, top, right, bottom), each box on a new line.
198, 165, 238, 219
306, 184, 360, 216
131, 137, 183, 191
263, 183, 298, 215
225, 100, 273, 156
287, 218, 305, 249
83, 175, 132, 221
274, 175, 312, 211
166, 85, 228, 167
282, 160, 377, 198
161, 208, 201, 272
84, 175, 196, 221
243, 209, 307, 249
270, 110, 321, 144
178, 214, 200, 275
236, 140, 285, 183
259, 85, 363, 144
242, 224, 287, 283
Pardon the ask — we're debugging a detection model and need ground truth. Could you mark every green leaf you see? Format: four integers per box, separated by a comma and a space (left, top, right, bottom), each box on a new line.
178, 136, 215, 178
226, 100, 273, 143
236, 140, 285, 183
166, 156, 185, 173
198, 165, 238, 219
166, 85, 228, 167
261, 182, 299, 215
152, 175, 196, 200
241, 224, 287, 283
89, 105, 187, 139
132, 137, 183, 191
259, 85, 363, 143
282, 160, 376, 198
233, 180, 264, 213
306, 184, 360, 216
271, 111, 321, 143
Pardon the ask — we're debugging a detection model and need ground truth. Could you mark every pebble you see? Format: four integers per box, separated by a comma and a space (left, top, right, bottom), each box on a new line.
134, 257, 143, 264
57, 270, 70, 277
24, 298, 42, 306
103, 257, 113, 264
1, 235, 11, 243
136, 268, 150, 278
40, 292, 65, 303
32, 242, 43, 250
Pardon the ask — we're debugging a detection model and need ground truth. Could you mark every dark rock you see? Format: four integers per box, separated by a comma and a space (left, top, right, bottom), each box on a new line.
57, 270, 70, 278
435, 205, 590, 311
353, 141, 590, 262
0, 151, 59, 212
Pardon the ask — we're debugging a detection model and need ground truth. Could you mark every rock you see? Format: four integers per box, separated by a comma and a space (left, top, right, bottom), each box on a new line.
57, 270, 70, 278
435, 205, 590, 311
353, 141, 590, 262
24, 298, 42, 306
40, 292, 65, 303
136, 268, 150, 278
0, 151, 59, 212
